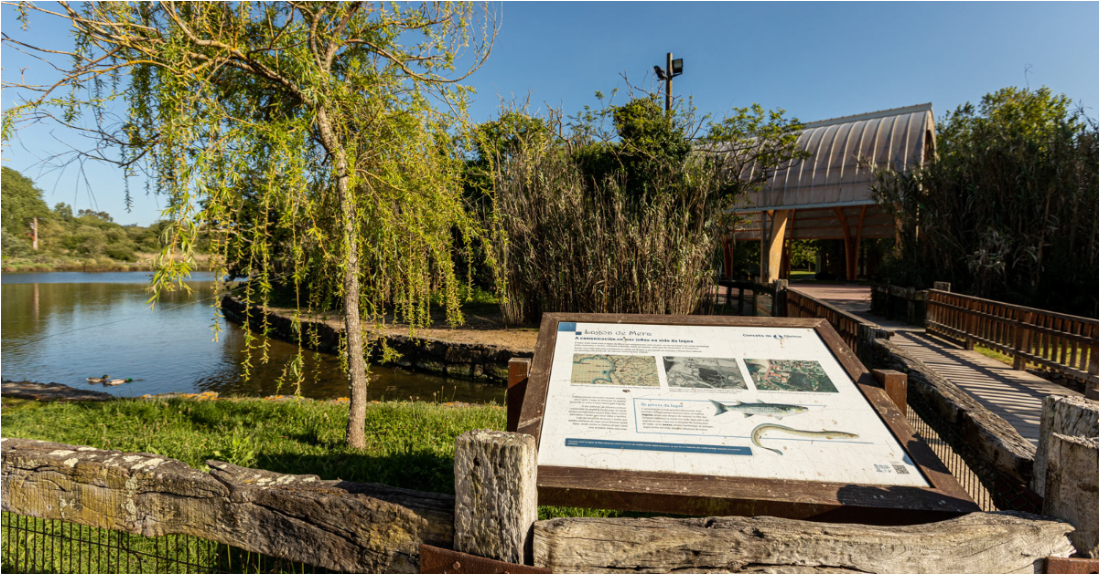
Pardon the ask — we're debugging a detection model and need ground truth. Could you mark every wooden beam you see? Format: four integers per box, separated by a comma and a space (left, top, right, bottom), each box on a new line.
834, 207, 855, 282
855, 205, 867, 279
764, 210, 790, 283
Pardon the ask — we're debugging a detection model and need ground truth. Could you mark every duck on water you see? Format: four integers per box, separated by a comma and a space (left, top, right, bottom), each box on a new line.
86, 375, 132, 386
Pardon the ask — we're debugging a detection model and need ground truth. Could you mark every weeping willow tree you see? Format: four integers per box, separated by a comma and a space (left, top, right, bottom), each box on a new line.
2, 1, 496, 448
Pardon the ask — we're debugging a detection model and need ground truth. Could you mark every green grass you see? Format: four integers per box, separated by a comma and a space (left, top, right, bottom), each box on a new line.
974, 344, 1015, 366
1, 397, 633, 521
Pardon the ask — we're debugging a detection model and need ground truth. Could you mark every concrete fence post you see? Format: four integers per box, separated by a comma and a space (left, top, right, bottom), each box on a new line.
1042, 433, 1099, 558
454, 430, 538, 565
1033, 396, 1099, 496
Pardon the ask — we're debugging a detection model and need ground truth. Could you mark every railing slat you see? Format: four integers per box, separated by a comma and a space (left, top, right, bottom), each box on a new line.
926, 289, 1098, 385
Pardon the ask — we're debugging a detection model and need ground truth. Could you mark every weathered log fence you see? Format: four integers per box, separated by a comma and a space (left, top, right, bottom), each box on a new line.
925, 288, 1099, 389
4, 391, 1097, 574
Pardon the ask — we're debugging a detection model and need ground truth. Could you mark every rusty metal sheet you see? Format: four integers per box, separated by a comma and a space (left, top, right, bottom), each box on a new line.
420, 544, 551, 574
1046, 556, 1099, 574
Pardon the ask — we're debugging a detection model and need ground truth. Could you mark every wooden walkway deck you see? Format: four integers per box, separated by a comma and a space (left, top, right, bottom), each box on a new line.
795, 284, 1082, 445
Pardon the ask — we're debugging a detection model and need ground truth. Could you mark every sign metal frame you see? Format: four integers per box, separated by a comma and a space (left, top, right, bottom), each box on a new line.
516, 313, 979, 523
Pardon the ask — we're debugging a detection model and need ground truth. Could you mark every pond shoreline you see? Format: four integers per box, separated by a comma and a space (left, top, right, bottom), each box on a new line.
220, 296, 534, 385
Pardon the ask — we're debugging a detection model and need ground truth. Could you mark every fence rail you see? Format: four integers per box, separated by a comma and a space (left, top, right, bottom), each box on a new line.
926, 289, 1098, 386
785, 288, 891, 361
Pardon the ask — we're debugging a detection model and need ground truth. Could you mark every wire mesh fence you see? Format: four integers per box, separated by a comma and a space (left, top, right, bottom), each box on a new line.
1, 513, 329, 574
904, 394, 1044, 514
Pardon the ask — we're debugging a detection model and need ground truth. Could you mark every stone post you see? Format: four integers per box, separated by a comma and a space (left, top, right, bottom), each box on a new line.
454, 429, 538, 565
1042, 433, 1099, 557
933, 281, 951, 292
1033, 395, 1099, 496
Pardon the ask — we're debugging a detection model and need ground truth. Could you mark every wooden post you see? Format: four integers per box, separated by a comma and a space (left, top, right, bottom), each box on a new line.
454, 430, 538, 565
1042, 433, 1099, 558
507, 358, 532, 433
771, 279, 788, 317
873, 369, 908, 416
1013, 311, 1034, 371
763, 210, 789, 283
1033, 395, 1099, 497
964, 298, 976, 351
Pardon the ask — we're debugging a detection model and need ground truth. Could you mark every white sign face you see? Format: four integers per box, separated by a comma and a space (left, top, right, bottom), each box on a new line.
537, 322, 930, 487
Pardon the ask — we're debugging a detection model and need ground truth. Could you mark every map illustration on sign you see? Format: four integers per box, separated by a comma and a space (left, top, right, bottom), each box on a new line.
664, 357, 748, 390
571, 354, 659, 387
746, 359, 838, 393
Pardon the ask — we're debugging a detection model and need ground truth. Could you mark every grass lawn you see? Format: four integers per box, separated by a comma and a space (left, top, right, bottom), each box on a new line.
0, 397, 628, 521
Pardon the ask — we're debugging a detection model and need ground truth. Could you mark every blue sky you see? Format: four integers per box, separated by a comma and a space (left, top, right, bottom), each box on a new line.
3, 2, 1097, 226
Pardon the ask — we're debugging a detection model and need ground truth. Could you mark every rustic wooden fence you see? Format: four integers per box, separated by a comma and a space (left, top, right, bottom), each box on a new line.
714, 278, 780, 317
2, 426, 1091, 574
785, 287, 892, 363
925, 289, 1099, 387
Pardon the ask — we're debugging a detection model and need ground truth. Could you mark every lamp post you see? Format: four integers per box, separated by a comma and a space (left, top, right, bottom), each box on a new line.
653, 53, 684, 112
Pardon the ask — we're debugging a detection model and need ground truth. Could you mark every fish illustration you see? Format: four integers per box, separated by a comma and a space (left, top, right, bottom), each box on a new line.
709, 399, 807, 419
751, 423, 859, 456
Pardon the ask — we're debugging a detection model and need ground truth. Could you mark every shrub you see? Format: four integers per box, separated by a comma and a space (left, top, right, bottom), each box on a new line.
872, 87, 1098, 316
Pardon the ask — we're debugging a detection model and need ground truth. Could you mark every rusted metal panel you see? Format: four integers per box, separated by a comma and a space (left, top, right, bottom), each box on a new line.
1045, 556, 1099, 574
420, 544, 551, 574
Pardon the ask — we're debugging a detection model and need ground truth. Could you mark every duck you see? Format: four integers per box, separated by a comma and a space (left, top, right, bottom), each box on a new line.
87, 375, 110, 384
104, 378, 133, 386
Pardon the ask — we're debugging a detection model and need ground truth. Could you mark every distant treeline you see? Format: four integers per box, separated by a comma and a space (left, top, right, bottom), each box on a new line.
1, 167, 207, 271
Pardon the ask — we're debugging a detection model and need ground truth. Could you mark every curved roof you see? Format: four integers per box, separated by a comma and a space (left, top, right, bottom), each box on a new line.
736, 103, 935, 213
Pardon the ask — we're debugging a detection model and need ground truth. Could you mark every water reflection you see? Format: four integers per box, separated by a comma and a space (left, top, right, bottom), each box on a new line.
1, 272, 503, 404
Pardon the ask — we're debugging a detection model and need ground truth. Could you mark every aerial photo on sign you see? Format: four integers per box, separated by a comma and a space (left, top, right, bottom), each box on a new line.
664, 357, 748, 390
537, 322, 929, 487
745, 359, 839, 393
571, 354, 660, 387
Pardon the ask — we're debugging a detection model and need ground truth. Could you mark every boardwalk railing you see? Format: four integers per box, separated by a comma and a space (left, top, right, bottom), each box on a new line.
715, 279, 780, 317
926, 289, 1099, 386
786, 288, 891, 362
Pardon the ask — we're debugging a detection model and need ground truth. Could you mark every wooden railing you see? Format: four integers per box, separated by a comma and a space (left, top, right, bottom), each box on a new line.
926, 290, 1099, 386
715, 279, 779, 317
786, 288, 891, 361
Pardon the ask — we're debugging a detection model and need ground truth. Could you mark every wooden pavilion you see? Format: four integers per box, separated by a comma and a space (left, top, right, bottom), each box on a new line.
725, 103, 936, 282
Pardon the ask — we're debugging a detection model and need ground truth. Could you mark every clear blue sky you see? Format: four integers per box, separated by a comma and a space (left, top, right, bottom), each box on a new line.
3, 2, 1097, 225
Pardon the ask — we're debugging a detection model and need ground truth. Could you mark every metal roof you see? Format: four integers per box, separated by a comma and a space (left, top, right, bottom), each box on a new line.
735, 103, 935, 213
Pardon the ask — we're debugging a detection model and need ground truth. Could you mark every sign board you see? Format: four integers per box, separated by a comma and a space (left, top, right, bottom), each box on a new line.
517, 313, 979, 523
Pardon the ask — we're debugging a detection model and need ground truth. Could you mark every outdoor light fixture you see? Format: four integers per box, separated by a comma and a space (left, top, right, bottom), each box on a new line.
656, 53, 684, 111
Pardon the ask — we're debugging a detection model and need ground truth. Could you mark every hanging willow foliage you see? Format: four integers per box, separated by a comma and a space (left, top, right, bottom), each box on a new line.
2, 1, 497, 448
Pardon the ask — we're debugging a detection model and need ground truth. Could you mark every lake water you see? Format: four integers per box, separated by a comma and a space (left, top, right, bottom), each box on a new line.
1, 272, 504, 403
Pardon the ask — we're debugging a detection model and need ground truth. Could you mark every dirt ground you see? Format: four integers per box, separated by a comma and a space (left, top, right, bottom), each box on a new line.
269, 302, 540, 352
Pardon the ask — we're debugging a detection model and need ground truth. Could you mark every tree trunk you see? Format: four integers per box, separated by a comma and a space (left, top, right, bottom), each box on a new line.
317, 107, 369, 450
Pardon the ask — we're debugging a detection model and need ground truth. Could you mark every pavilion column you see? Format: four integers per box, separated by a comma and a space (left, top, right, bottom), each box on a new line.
835, 207, 856, 282
763, 210, 789, 283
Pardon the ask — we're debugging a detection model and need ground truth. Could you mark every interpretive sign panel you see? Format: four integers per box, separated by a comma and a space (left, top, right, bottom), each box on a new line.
517, 313, 978, 522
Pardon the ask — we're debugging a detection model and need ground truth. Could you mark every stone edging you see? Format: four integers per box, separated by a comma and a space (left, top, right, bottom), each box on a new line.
220, 296, 531, 384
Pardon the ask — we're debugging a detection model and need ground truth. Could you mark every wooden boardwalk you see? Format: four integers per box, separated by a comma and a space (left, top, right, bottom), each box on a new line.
795, 284, 1082, 444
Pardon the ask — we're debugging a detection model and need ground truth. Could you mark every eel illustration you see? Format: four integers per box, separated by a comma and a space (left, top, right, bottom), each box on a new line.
750, 423, 859, 456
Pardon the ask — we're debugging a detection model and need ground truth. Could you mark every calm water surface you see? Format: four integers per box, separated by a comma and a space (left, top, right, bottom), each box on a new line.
1, 272, 503, 403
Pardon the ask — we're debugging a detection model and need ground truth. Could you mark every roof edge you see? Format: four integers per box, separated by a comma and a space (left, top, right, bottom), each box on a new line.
801, 103, 933, 130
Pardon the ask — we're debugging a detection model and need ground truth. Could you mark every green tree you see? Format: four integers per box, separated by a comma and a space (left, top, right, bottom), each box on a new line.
4, 2, 495, 448
872, 87, 1098, 315
485, 94, 805, 323
1, 167, 51, 235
